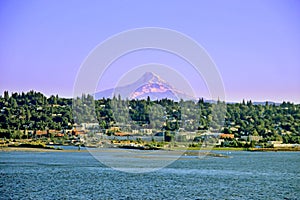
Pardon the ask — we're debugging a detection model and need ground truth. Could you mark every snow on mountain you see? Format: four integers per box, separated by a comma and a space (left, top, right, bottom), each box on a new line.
95, 72, 195, 101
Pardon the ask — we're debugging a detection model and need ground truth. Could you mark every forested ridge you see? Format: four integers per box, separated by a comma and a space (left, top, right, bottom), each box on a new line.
0, 91, 299, 143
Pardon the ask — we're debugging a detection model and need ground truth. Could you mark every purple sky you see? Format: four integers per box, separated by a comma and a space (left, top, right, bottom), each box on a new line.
0, 0, 299, 103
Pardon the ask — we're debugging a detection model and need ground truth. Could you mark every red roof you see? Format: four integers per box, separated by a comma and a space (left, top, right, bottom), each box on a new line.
72, 130, 86, 136
35, 130, 47, 135
220, 134, 234, 139
114, 132, 131, 136
55, 133, 64, 137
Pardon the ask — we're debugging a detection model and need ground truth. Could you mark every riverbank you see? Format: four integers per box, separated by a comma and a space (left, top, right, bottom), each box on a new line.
0, 146, 62, 152
0, 146, 90, 152
189, 147, 300, 151
248, 147, 300, 152
1, 145, 300, 153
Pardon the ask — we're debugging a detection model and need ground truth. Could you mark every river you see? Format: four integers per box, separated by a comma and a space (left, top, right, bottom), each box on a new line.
0, 150, 299, 199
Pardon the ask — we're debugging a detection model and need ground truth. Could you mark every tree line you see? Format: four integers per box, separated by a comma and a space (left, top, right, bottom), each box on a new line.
0, 91, 299, 143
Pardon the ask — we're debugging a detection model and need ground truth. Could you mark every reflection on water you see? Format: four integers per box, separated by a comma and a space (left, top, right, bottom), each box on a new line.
0, 151, 299, 199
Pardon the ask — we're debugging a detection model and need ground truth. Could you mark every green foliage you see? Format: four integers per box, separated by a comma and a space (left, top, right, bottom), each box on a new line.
0, 91, 299, 144
164, 131, 174, 142
0, 91, 73, 137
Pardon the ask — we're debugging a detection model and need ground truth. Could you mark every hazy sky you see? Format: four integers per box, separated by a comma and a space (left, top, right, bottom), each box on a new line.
0, 0, 299, 103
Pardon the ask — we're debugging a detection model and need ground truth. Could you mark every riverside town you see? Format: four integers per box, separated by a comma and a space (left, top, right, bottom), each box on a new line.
1, 90, 299, 151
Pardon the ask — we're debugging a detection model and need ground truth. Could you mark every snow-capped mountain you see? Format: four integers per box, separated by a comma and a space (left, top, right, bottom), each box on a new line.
95, 72, 195, 101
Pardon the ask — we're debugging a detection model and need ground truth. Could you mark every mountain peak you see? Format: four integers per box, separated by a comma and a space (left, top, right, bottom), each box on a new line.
95, 71, 195, 101
143, 71, 156, 78
139, 72, 165, 84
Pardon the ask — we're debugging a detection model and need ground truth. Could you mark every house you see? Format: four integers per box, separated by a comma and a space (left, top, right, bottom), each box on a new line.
81, 123, 99, 130
272, 143, 299, 148
106, 126, 120, 134
114, 132, 131, 137
220, 134, 234, 139
35, 130, 48, 138
176, 132, 197, 141
48, 129, 61, 134
200, 132, 221, 138
241, 135, 262, 142
72, 130, 86, 136
267, 141, 282, 145
140, 129, 153, 135
72, 123, 99, 131
55, 133, 65, 137
73, 123, 84, 131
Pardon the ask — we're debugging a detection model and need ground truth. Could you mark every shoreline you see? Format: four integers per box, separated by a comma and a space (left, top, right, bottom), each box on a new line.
0, 146, 89, 152
1, 146, 300, 152
247, 147, 300, 152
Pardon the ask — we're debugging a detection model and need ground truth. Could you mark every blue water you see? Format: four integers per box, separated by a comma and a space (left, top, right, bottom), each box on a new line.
0, 151, 299, 199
